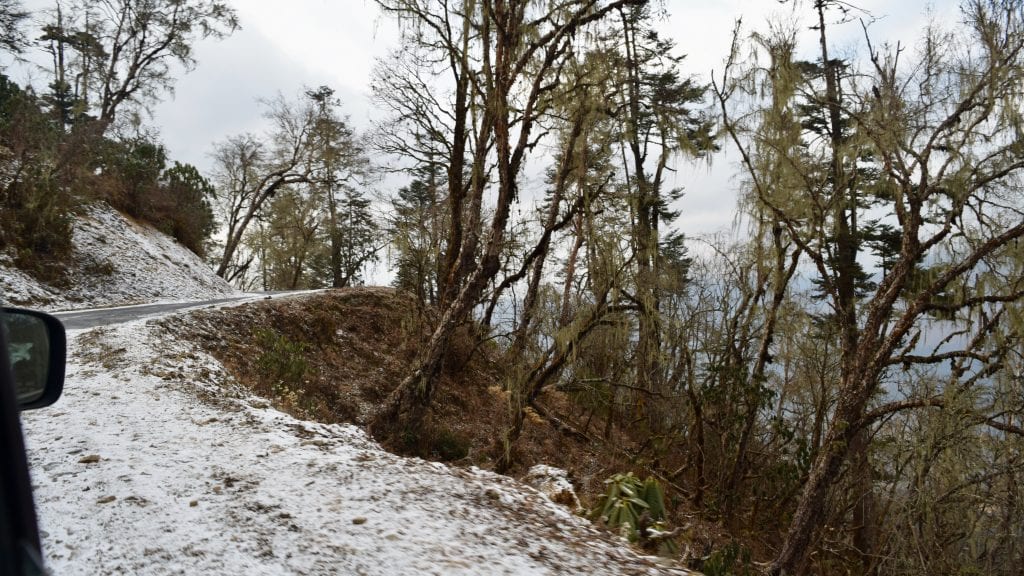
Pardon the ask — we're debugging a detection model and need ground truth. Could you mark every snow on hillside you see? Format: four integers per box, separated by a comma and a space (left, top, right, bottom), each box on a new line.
0, 203, 236, 311
21, 315, 695, 575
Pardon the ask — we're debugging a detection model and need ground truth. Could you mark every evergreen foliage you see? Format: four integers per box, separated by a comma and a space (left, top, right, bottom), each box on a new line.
0, 72, 73, 278
158, 162, 217, 257
591, 472, 677, 555
255, 328, 308, 393
0, 0, 233, 279
390, 178, 443, 305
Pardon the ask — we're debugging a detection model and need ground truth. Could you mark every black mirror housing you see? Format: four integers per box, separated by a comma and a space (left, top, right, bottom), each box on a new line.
2, 308, 66, 410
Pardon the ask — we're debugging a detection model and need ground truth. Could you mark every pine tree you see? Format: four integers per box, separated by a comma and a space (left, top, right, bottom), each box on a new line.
391, 178, 443, 306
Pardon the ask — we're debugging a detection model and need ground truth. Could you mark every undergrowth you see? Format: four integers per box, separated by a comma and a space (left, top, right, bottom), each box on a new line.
164, 288, 706, 562
255, 328, 308, 391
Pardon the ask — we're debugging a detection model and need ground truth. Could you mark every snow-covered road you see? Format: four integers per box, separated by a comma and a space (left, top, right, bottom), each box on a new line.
20, 314, 693, 575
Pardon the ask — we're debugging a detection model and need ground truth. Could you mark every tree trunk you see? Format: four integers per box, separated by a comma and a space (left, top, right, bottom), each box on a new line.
560, 216, 584, 327
370, 253, 497, 438
724, 228, 800, 519
771, 392, 862, 575
216, 232, 243, 278
215, 172, 304, 280
850, 426, 877, 575
327, 179, 345, 288
685, 366, 706, 510
620, 8, 663, 425
438, 14, 474, 308
771, 5, 864, 572
494, 293, 610, 472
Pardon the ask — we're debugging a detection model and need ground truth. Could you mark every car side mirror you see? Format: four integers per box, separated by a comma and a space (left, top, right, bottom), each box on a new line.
2, 308, 65, 410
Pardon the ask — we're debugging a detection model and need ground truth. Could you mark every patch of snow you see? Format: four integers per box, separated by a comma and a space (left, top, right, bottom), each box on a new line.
525, 465, 583, 512
0, 252, 61, 306
0, 203, 236, 311
21, 315, 695, 575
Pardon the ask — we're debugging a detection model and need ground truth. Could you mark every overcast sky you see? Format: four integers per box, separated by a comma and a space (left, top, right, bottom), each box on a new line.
15, 0, 960, 238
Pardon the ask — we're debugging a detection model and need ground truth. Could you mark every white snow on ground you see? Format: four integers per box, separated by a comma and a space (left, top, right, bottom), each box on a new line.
6, 200, 695, 574
21, 315, 695, 575
525, 465, 583, 512
0, 203, 236, 311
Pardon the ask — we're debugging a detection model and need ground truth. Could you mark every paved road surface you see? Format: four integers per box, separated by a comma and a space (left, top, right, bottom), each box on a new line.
53, 296, 258, 330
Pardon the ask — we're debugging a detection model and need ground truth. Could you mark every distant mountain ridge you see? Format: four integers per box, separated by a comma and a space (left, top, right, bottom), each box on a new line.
0, 202, 236, 311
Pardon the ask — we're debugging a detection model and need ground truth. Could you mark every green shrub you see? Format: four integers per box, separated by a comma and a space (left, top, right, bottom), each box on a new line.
700, 541, 755, 576
430, 427, 469, 461
156, 162, 216, 257
0, 73, 75, 279
591, 472, 677, 555
96, 139, 216, 257
396, 425, 470, 462
255, 328, 307, 391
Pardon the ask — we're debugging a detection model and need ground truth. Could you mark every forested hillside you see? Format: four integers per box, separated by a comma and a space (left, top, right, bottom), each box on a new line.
0, 0, 233, 282
3, 0, 1024, 574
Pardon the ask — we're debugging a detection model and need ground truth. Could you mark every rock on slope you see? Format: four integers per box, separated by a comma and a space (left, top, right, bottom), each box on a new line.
0, 203, 236, 310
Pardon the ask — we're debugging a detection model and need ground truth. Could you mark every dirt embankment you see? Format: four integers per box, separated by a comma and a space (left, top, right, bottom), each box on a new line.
159, 287, 626, 503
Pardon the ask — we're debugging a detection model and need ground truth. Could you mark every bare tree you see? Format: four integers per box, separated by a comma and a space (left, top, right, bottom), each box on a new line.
40, 0, 238, 133
369, 0, 646, 441
211, 95, 317, 282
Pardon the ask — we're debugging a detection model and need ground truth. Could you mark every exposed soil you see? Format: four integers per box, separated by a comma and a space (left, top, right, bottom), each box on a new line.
26, 316, 697, 575
159, 287, 648, 509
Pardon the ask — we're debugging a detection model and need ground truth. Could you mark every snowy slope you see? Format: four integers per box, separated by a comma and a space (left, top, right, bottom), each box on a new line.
0, 203, 236, 310
20, 315, 696, 575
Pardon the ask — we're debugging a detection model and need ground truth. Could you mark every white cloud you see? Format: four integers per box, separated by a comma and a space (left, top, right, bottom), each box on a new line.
236, 0, 396, 94
153, 0, 396, 170
17, 0, 962, 233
